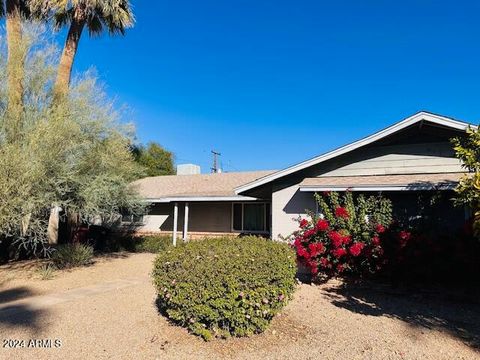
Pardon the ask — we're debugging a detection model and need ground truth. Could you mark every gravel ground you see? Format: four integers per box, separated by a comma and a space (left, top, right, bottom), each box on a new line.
0, 253, 479, 360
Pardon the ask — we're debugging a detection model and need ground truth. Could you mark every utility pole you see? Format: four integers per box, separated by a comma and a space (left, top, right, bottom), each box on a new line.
211, 150, 221, 173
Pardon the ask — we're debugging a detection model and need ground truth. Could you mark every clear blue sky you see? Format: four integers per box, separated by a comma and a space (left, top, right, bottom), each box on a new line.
70, 1, 480, 172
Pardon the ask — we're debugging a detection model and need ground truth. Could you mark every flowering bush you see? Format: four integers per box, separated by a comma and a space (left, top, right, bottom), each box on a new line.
292, 191, 401, 278
153, 236, 296, 340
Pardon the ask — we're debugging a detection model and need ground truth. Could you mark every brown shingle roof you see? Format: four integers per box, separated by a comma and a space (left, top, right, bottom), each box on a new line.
132, 171, 275, 200
299, 172, 468, 189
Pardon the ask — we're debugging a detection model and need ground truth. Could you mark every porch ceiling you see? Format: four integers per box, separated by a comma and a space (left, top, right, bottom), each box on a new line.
299, 172, 468, 191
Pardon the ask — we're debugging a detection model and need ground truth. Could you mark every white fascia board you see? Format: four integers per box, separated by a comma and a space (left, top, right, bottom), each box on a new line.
299, 184, 457, 192
235, 112, 471, 195
145, 196, 258, 203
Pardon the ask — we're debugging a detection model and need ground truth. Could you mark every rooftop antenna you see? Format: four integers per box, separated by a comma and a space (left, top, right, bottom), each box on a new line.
211, 150, 221, 173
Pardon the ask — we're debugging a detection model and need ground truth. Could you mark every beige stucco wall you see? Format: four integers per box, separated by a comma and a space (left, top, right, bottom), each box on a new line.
271, 183, 316, 240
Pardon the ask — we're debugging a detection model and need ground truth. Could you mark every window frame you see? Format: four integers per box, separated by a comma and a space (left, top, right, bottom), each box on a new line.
121, 213, 145, 225
231, 202, 270, 234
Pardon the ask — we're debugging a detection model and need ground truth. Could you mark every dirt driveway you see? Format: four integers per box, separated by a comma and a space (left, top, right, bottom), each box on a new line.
0, 253, 479, 360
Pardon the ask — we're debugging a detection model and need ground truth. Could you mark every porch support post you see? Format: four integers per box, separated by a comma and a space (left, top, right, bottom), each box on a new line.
183, 202, 189, 241
173, 202, 178, 246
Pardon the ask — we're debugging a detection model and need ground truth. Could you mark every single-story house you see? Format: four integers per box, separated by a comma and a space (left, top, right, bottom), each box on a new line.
131, 111, 472, 241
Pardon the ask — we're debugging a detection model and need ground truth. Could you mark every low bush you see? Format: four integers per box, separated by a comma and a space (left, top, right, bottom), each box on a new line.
135, 235, 176, 253
37, 263, 56, 280
152, 236, 297, 340
51, 243, 94, 269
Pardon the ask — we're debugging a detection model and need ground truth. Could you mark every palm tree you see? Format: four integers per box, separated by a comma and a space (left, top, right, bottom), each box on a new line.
32, 0, 134, 98
1, 0, 31, 142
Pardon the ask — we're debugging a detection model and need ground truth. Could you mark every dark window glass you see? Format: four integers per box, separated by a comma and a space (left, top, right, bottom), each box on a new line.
243, 203, 265, 231
132, 214, 144, 223
233, 203, 242, 231
266, 203, 271, 232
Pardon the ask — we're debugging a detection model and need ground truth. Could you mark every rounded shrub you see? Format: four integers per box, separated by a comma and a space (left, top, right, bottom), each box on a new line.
152, 236, 297, 340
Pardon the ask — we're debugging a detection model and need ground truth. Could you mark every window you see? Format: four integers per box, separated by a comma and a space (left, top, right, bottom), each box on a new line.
121, 209, 145, 224
232, 203, 270, 233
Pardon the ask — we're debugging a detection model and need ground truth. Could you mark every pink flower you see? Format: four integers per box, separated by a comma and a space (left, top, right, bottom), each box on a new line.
335, 207, 349, 219
278, 294, 285, 301
398, 231, 411, 248
375, 224, 386, 234
316, 219, 329, 231
372, 236, 380, 246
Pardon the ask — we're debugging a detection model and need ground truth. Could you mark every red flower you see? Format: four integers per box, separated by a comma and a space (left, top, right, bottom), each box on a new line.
316, 219, 329, 231
293, 237, 302, 248
335, 207, 349, 219
375, 224, 386, 233
322, 191, 331, 196
308, 242, 325, 257
349, 242, 365, 257
342, 235, 352, 245
336, 264, 345, 273
299, 219, 309, 228
303, 229, 315, 239
307, 260, 318, 275
332, 248, 347, 258
372, 236, 380, 246
297, 246, 311, 259
328, 231, 344, 248
319, 257, 330, 268
398, 230, 411, 248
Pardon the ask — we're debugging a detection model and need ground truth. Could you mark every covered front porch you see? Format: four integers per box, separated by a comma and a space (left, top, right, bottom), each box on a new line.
141, 196, 271, 245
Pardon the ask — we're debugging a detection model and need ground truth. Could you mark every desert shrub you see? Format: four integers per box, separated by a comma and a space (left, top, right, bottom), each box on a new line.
51, 243, 94, 269
135, 235, 176, 253
152, 236, 297, 340
293, 191, 399, 278
37, 263, 56, 280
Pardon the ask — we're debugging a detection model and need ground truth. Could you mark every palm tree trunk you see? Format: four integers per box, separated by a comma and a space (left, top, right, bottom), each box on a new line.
54, 11, 85, 99
5, 0, 24, 143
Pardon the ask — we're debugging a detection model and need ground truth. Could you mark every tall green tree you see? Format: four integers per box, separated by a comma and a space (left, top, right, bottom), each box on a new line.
1, 0, 31, 142
30, 0, 134, 98
132, 142, 175, 177
0, 27, 143, 255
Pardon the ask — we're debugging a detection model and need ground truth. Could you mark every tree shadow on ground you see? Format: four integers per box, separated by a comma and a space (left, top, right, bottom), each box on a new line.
0, 286, 37, 304
322, 280, 480, 350
0, 288, 47, 332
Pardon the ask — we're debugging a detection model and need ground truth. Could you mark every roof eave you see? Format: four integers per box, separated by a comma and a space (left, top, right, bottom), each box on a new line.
145, 195, 259, 203
235, 112, 472, 195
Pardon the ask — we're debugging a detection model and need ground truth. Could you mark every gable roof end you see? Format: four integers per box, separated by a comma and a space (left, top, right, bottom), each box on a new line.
235, 111, 472, 195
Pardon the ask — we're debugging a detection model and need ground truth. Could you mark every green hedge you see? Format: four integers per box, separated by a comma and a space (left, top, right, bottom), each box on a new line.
152, 236, 297, 340
135, 235, 177, 253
